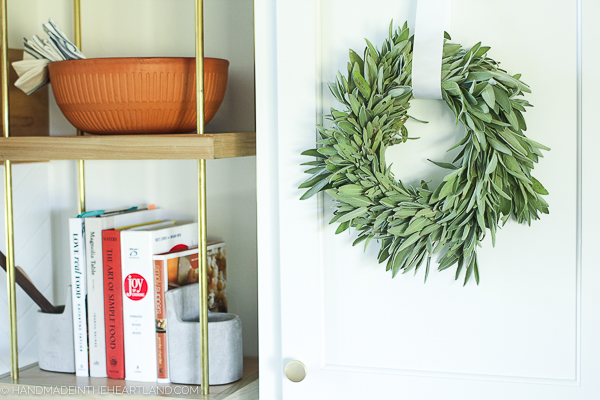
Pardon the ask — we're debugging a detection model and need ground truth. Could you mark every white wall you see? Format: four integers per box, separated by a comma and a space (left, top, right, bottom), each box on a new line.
0, 163, 53, 372
1, 0, 258, 372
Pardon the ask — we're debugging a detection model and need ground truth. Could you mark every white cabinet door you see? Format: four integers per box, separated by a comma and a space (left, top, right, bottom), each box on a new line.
256, 0, 600, 399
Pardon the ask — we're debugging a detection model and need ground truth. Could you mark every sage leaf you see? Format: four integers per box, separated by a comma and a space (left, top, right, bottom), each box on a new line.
482, 85, 495, 109
531, 177, 549, 195
428, 159, 459, 170
485, 153, 498, 175
488, 137, 512, 155
337, 207, 368, 223
353, 67, 372, 99
300, 178, 329, 200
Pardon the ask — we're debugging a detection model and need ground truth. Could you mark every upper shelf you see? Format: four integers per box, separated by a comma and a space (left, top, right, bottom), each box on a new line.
0, 49, 255, 162
0, 132, 256, 161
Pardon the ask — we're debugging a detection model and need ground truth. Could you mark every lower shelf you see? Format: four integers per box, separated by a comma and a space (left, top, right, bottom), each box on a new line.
0, 357, 258, 399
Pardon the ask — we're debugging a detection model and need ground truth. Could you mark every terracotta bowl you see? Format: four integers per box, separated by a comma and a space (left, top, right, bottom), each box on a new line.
48, 57, 229, 134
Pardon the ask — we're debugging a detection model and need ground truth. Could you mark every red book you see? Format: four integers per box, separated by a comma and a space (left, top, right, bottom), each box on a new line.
103, 229, 125, 379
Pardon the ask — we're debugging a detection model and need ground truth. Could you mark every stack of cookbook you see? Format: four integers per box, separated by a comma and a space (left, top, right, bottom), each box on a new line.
68, 205, 227, 382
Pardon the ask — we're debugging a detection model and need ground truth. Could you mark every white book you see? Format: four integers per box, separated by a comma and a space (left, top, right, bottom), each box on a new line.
84, 208, 162, 378
121, 222, 198, 382
69, 218, 88, 377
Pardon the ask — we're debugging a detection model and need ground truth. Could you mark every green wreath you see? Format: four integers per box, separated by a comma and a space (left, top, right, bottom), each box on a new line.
299, 22, 550, 285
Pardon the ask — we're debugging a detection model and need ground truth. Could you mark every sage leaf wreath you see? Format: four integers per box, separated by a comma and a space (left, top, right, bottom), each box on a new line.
300, 22, 550, 285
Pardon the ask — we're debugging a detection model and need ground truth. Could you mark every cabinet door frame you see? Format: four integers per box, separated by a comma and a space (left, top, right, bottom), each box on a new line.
256, 0, 284, 398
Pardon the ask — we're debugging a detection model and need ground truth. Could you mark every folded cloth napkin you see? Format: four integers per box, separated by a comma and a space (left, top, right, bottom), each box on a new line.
12, 53, 50, 95
23, 34, 64, 62
43, 18, 86, 60
13, 18, 85, 95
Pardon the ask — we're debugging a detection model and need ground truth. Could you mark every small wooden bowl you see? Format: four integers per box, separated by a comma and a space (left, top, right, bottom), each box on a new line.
48, 57, 229, 134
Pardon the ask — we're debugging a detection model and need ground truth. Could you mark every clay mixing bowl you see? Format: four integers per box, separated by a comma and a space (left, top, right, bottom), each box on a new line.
48, 57, 229, 134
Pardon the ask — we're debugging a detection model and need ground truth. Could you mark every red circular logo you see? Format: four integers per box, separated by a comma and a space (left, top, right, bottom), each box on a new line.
124, 273, 148, 301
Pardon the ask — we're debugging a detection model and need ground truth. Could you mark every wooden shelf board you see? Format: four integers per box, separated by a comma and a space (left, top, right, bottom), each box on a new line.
0, 132, 256, 161
0, 357, 258, 400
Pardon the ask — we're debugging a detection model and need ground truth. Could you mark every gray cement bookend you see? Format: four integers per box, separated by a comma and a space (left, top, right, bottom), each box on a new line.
36, 286, 75, 373
165, 283, 243, 385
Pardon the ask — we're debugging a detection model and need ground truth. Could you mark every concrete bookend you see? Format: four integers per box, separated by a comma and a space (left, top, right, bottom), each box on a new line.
165, 283, 243, 385
36, 286, 75, 373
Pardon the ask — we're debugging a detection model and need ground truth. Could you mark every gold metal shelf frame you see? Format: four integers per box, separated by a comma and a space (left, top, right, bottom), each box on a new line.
1, 0, 17, 385
1, 0, 212, 394
73, 0, 85, 216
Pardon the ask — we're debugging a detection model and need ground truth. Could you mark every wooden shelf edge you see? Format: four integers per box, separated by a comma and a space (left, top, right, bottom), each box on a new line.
0, 132, 256, 161
0, 357, 258, 400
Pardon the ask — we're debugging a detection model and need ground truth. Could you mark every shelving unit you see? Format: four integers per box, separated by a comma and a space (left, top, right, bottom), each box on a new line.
0, 0, 256, 398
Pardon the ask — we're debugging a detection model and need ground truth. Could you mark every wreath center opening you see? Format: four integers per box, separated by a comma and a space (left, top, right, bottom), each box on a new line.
385, 99, 466, 191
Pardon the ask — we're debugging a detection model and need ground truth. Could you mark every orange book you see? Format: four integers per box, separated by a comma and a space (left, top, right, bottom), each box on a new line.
153, 256, 170, 382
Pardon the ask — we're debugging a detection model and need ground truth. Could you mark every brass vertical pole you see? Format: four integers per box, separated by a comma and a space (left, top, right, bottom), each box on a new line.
1, 0, 18, 383
73, 0, 85, 214
73, 0, 81, 48
195, 0, 209, 394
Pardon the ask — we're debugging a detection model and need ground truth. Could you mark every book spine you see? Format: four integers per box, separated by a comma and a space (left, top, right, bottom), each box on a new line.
69, 218, 89, 377
122, 223, 198, 382
121, 233, 157, 382
154, 258, 169, 383
86, 207, 162, 377
103, 230, 125, 380
85, 219, 108, 377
